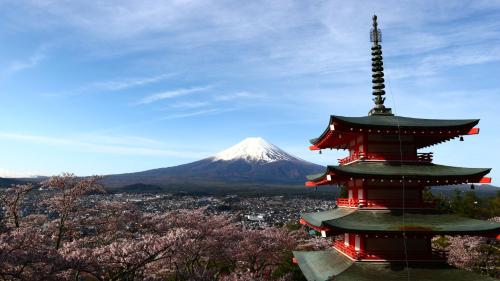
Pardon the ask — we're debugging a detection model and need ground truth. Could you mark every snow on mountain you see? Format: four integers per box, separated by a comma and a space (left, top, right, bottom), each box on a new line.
211, 137, 300, 163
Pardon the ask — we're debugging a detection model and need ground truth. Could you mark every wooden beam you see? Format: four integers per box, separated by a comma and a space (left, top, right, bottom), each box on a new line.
467, 127, 480, 135
309, 145, 320, 151
300, 218, 330, 233
479, 177, 492, 183
305, 181, 317, 187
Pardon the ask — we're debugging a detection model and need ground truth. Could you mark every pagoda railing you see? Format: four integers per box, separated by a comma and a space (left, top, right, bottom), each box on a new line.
333, 240, 447, 261
338, 152, 365, 165
336, 198, 358, 208
336, 198, 435, 209
337, 152, 433, 165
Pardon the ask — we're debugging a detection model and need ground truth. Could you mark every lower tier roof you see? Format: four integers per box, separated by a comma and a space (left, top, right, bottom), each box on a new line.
306, 162, 491, 186
293, 249, 497, 281
302, 208, 500, 234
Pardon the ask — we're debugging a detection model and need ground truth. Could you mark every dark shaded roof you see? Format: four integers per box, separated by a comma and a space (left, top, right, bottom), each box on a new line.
307, 162, 491, 182
301, 208, 500, 234
293, 249, 498, 281
332, 115, 479, 129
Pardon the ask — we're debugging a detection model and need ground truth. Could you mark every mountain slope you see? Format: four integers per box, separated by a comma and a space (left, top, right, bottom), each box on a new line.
102, 137, 323, 188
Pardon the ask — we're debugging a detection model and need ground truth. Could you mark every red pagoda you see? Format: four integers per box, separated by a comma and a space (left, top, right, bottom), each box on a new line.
293, 15, 500, 281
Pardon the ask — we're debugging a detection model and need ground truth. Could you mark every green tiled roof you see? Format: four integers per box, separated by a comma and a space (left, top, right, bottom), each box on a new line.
293, 249, 498, 281
332, 115, 479, 129
307, 162, 491, 181
301, 208, 500, 234
310, 115, 479, 147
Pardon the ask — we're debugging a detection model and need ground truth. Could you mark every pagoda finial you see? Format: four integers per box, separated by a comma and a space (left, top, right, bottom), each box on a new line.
368, 14, 393, 116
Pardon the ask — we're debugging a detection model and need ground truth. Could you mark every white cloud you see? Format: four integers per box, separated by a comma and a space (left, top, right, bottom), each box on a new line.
138, 86, 212, 104
4, 1, 500, 79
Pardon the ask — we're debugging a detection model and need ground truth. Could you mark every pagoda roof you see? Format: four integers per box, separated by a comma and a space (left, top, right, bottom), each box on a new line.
293, 249, 498, 281
310, 115, 479, 149
306, 162, 491, 186
301, 208, 500, 234
331, 115, 478, 129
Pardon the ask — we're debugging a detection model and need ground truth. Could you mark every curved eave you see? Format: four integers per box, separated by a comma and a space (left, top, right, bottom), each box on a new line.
305, 163, 491, 186
309, 115, 480, 150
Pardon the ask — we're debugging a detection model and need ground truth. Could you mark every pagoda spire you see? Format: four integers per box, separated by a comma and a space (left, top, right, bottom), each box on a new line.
368, 15, 393, 116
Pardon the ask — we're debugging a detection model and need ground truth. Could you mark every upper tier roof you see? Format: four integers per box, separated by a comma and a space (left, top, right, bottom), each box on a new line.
306, 162, 491, 186
293, 249, 498, 281
331, 115, 478, 129
301, 208, 500, 235
310, 115, 479, 149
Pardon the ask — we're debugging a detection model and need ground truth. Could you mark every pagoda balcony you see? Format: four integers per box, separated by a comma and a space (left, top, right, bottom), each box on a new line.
336, 198, 435, 209
338, 152, 433, 165
333, 240, 446, 261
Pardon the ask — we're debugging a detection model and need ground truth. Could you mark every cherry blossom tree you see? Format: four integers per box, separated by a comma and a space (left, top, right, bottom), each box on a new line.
447, 218, 500, 278
41, 173, 103, 249
0, 173, 309, 281
0, 184, 33, 228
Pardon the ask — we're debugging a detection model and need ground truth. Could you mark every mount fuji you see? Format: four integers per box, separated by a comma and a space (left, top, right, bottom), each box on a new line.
102, 137, 324, 188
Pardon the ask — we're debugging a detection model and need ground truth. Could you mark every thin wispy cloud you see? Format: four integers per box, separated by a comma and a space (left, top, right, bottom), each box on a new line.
3, 46, 48, 76
44, 73, 176, 97
7, 53, 45, 73
169, 101, 211, 109
160, 108, 235, 120
214, 91, 265, 101
91, 73, 175, 91
138, 86, 212, 105
0, 132, 208, 158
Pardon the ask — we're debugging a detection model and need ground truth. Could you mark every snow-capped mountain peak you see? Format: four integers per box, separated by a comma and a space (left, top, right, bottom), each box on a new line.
211, 137, 299, 163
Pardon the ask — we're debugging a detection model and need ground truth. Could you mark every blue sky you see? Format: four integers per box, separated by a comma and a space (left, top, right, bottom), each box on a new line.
0, 1, 499, 181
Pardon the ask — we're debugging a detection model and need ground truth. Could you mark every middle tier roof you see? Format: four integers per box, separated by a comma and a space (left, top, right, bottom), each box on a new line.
306, 162, 491, 186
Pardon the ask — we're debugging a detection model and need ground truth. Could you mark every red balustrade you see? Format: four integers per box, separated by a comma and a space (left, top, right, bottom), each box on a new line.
337, 152, 433, 165
336, 198, 358, 208
336, 198, 435, 209
338, 152, 365, 165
